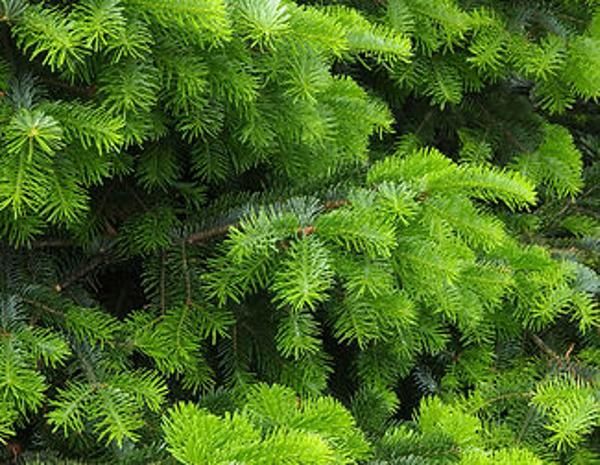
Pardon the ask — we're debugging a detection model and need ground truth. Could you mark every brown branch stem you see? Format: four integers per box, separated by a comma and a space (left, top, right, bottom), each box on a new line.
54, 253, 108, 293
22, 298, 64, 317
186, 198, 349, 245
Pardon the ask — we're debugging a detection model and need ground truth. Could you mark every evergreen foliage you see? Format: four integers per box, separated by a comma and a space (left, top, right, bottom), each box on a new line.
0, 0, 598, 463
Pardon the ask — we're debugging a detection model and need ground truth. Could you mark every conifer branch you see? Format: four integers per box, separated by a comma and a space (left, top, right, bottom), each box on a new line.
476, 101, 530, 154
180, 240, 192, 306
40, 76, 96, 98
186, 199, 350, 244
186, 224, 232, 245
23, 298, 63, 317
0, 0, 597, 459
31, 239, 74, 248
160, 250, 166, 314
531, 334, 561, 361
54, 252, 109, 293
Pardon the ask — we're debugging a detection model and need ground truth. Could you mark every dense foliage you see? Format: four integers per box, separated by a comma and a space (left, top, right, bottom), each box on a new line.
0, 0, 598, 463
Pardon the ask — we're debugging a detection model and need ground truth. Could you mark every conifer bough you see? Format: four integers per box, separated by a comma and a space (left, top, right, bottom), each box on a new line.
0, 0, 599, 463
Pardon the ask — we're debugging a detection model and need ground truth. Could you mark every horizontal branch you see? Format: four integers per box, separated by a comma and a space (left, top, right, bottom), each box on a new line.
186, 198, 350, 245
23, 297, 63, 317
54, 252, 109, 293
31, 238, 75, 249
40, 198, 351, 291
186, 224, 232, 245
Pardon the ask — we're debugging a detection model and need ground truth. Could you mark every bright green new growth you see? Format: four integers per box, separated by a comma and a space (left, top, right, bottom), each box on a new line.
163, 384, 370, 465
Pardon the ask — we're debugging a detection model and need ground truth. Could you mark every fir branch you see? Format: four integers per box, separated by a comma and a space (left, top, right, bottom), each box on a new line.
53, 250, 109, 293
186, 223, 232, 245
186, 199, 349, 244
22, 298, 63, 317
180, 240, 192, 306
31, 238, 74, 248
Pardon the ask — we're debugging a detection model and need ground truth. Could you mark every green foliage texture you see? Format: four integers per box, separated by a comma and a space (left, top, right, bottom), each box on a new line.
0, 0, 598, 463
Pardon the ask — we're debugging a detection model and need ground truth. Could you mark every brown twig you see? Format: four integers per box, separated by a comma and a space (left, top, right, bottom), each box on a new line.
160, 250, 166, 314
530, 334, 584, 380
414, 110, 433, 138
476, 102, 530, 154
186, 199, 350, 245
181, 241, 193, 306
323, 199, 350, 210
187, 224, 233, 245
531, 334, 561, 361
31, 239, 75, 249
40, 76, 96, 98
22, 298, 63, 317
299, 225, 316, 236
40, 197, 350, 291
54, 252, 108, 293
